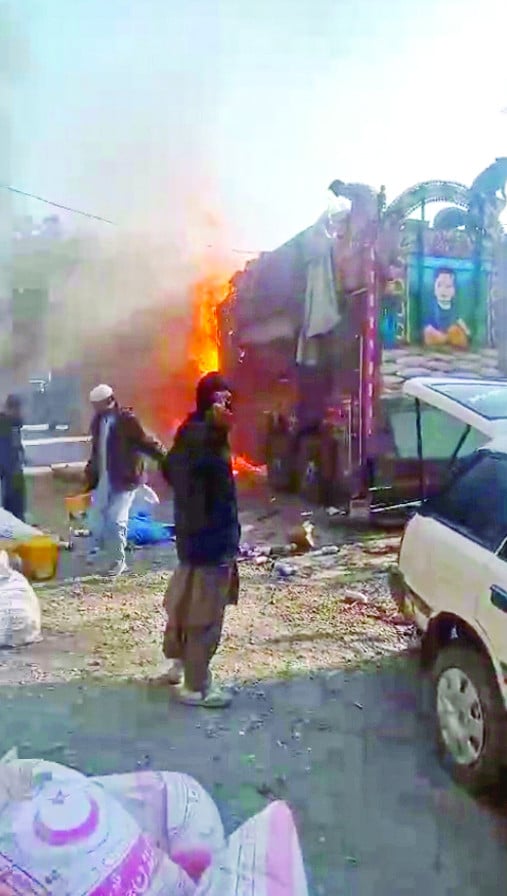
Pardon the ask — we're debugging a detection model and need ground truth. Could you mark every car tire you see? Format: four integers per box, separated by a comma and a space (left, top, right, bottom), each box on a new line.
432, 644, 506, 794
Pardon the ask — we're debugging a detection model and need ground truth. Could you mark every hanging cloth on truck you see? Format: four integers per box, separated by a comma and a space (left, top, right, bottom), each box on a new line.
296, 247, 341, 365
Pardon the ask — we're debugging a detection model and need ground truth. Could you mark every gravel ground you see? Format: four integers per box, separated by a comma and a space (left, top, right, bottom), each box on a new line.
0, 470, 413, 686
0, 540, 414, 686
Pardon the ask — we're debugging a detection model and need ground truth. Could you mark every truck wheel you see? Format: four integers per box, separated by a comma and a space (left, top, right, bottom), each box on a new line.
266, 431, 295, 493
297, 436, 324, 504
432, 644, 506, 794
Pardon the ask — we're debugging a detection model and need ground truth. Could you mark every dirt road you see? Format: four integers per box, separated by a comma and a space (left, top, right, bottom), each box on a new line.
2, 662, 507, 895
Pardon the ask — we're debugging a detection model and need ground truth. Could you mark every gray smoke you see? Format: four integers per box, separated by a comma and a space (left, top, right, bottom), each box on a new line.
4, 2, 238, 390
0, 0, 30, 393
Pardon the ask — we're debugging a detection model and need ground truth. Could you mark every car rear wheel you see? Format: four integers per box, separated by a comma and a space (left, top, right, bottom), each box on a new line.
432, 644, 506, 794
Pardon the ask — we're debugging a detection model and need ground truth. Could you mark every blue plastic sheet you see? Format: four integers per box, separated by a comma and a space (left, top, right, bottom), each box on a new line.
127, 512, 175, 546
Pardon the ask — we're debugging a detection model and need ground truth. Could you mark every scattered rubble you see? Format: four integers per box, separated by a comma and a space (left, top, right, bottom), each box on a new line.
343, 589, 369, 605
239, 532, 401, 584
287, 521, 315, 551
273, 561, 298, 579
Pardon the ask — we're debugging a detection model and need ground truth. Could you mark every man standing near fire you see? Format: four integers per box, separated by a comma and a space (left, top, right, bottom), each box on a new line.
84, 384, 166, 577
160, 372, 240, 708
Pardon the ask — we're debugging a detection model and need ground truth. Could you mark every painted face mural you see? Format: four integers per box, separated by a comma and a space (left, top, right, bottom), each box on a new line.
407, 258, 489, 350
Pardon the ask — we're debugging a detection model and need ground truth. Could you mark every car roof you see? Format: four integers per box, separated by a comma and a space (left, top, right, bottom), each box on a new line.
402, 377, 507, 438
479, 438, 507, 455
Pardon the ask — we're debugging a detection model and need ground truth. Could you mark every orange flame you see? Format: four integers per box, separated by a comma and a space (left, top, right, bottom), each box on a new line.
185, 269, 266, 476
188, 272, 231, 376
232, 454, 266, 477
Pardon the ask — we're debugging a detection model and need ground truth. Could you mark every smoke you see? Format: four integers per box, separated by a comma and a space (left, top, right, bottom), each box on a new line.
0, 0, 31, 393
43, 210, 236, 359
22, 212, 237, 435
4, 2, 247, 426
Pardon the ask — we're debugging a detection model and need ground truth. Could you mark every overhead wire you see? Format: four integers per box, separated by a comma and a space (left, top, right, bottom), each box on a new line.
0, 183, 117, 225
0, 182, 264, 255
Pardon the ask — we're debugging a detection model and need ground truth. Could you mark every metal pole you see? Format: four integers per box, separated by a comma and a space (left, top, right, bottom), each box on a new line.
361, 245, 377, 479
416, 194, 426, 342
415, 398, 425, 501
0, 88, 13, 396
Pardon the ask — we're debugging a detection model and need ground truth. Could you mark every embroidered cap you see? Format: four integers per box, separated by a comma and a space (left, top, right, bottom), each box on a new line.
89, 384, 113, 403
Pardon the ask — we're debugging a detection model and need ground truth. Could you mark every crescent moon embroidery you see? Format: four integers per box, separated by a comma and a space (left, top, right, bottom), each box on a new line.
33, 795, 100, 846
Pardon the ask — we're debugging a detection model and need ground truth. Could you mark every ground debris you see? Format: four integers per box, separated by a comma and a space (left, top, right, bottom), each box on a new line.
0, 517, 411, 686
343, 589, 369, 605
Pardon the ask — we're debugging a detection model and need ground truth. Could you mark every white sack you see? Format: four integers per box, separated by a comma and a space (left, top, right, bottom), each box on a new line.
0, 551, 41, 648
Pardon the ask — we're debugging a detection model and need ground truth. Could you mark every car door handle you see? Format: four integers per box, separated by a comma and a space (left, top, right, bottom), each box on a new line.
491, 585, 507, 612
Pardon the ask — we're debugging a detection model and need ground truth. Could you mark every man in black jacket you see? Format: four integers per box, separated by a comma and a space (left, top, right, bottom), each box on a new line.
161, 372, 240, 708
0, 395, 26, 521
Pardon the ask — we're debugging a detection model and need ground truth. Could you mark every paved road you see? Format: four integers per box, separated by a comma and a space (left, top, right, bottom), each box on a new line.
2, 657, 507, 894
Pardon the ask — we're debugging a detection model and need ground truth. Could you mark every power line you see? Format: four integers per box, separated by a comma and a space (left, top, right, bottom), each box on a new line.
0, 183, 263, 253
206, 244, 260, 256
0, 183, 116, 225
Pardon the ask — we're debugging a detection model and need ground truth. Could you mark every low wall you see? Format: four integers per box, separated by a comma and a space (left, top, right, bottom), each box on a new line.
381, 347, 502, 395
23, 436, 91, 467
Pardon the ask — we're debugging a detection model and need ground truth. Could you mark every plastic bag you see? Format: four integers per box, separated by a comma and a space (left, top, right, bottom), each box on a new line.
93, 770, 225, 882
0, 551, 41, 647
130, 483, 160, 515
127, 512, 175, 546
196, 801, 309, 896
0, 752, 195, 896
0, 753, 309, 896
0, 508, 43, 541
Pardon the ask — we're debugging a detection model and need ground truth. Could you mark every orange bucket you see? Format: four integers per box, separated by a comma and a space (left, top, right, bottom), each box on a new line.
65, 492, 92, 517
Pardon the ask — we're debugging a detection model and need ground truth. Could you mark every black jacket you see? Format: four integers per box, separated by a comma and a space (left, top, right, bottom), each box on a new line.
162, 411, 240, 565
0, 413, 24, 476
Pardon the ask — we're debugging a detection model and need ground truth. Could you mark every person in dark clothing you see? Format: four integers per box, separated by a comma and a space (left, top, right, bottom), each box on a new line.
161, 371, 240, 708
0, 395, 26, 521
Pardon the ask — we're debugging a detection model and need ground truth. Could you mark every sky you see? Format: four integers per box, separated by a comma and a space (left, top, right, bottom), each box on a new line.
3, 0, 507, 255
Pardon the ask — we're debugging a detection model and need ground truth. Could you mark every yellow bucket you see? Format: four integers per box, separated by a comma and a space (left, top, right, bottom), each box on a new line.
12, 535, 59, 582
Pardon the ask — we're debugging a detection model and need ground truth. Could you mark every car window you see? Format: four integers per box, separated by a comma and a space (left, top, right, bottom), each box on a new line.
386, 399, 487, 460
423, 452, 507, 552
420, 407, 487, 459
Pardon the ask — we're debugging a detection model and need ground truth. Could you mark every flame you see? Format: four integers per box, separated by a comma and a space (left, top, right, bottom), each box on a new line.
188, 272, 231, 376
73, 209, 262, 470
184, 255, 267, 475
232, 455, 266, 477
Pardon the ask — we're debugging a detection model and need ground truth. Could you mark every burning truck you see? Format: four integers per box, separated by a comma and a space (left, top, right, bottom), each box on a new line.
218, 167, 507, 514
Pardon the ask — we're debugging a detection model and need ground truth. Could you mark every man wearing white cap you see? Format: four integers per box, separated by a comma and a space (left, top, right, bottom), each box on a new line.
85, 384, 165, 576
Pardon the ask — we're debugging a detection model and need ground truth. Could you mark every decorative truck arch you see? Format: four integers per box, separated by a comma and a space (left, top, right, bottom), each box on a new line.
385, 181, 470, 220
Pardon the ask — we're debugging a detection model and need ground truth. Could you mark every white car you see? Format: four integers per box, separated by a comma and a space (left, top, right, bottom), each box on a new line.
389, 377, 507, 793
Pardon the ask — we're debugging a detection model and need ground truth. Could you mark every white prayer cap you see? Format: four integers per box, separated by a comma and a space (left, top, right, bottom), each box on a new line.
89, 383, 113, 403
